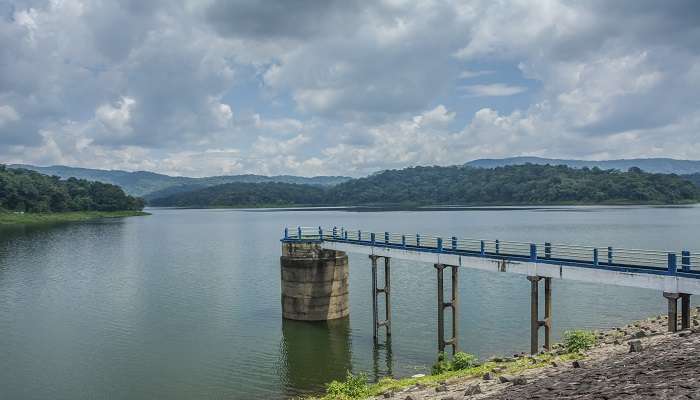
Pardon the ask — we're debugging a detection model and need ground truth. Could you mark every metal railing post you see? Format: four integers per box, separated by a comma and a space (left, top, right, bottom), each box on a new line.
402, 235, 406, 248
437, 238, 443, 251
358, 230, 362, 241
530, 244, 537, 261
318, 226, 323, 239
668, 253, 678, 275
495, 239, 500, 255
451, 236, 457, 251
416, 234, 421, 247
682, 250, 691, 272
284, 227, 289, 239
593, 248, 599, 266
385, 232, 389, 244
607, 246, 613, 265
371, 232, 376, 245
480, 240, 485, 256
297, 226, 302, 240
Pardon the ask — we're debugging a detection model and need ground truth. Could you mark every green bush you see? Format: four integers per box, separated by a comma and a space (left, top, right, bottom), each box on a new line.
431, 352, 452, 375
431, 352, 479, 375
563, 330, 597, 353
325, 371, 370, 399
452, 352, 478, 370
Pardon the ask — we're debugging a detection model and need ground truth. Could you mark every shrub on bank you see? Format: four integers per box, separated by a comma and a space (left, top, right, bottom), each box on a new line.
325, 372, 370, 399
563, 330, 597, 353
431, 351, 479, 374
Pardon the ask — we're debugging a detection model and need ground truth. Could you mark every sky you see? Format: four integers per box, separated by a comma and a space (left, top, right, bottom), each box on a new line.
1, 0, 700, 177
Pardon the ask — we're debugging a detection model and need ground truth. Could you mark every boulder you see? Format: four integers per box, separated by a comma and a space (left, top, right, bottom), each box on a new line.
464, 384, 482, 395
628, 339, 643, 353
482, 372, 495, 381
572, 360, 584, 368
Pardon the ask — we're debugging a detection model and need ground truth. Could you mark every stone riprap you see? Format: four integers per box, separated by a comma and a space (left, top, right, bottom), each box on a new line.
375, 308, 700, 400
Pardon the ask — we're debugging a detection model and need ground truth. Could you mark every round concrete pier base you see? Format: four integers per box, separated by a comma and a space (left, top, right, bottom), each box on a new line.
281, 242, 349, 321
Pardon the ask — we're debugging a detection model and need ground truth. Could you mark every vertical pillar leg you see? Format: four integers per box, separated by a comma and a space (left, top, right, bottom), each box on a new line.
384, 257, 392, 337
528, 276, 541, 354
371, 256, 379, 341
451, 265, 459, 355
681, 293, 691, 331
663, 292, 681, 333
544, 277, 552, 351
435, 264, 445, 353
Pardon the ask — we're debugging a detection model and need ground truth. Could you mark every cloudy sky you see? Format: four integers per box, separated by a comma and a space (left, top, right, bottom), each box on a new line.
1, 1, 699, 177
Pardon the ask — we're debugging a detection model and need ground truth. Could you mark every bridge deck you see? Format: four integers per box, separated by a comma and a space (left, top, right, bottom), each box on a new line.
282, 226, 700, 295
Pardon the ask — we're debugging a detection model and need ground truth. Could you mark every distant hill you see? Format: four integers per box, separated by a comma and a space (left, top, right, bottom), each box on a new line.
7, 164, 351, 197
466, 157, 700, 175
151, 164, 700, 207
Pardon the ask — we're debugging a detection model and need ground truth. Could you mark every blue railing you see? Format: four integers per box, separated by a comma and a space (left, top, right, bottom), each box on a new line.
282, 226, 700, 279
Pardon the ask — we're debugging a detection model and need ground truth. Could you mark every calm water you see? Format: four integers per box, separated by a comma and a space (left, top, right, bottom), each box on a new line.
1, 206, 699, 399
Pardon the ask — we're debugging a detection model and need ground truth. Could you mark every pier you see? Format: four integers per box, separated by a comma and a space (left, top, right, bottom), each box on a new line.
281, 226, 700, 354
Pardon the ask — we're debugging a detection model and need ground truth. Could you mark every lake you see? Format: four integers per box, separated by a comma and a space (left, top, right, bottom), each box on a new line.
1, 206, 699, 399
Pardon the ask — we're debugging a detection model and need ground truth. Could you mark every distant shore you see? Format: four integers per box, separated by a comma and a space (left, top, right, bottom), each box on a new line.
0, 210, 149, 226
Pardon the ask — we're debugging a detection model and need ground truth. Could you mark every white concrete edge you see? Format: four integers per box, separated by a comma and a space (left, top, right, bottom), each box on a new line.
322, 241, 700, 295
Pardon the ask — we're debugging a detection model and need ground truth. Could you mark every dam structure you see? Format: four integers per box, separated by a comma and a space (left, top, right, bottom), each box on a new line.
281, 226, 700, 355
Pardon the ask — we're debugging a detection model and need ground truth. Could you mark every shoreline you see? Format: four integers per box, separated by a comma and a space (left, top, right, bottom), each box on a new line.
306, 309, 700, 399
0, 210, 150, 226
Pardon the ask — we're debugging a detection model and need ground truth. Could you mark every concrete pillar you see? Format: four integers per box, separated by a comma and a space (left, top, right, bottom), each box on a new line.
528, 276, 540, 354
435, 264, 458, 355
370, 255, 391, 341
681, 293, 691, 330
663, 292, 681, 332
544, 277, 552, 351
280, 242, 349, 321
436, 264, 445, 353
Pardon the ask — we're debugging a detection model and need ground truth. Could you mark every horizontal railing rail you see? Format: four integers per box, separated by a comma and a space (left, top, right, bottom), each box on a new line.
282, 226, 698, 278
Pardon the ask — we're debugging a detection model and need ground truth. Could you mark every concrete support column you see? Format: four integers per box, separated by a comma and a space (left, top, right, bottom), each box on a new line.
435, 264, 459, 355
544, 277, 552, 351
281, 242, 349, 321
681, 293, 691, 330
527, 276, 552, 354
663, 292, 681, 332
370, 255, 391, 341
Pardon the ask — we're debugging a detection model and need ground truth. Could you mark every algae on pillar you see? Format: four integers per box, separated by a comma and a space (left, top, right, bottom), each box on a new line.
280, 242, 349, 321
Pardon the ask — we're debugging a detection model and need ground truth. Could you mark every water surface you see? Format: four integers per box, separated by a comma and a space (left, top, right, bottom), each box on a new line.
1, 206, 698, 399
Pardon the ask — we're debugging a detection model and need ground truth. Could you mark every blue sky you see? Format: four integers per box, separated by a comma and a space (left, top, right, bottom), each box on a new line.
1, 1, 699, 177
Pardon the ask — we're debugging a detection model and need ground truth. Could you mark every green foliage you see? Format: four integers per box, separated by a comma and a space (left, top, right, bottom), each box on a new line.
149, 164, 700, 207
431, 352, 479, 375
563, 330, 597, 353
452, 352, 478, 370
0, 165, 144, 213
325, 371, 370, 399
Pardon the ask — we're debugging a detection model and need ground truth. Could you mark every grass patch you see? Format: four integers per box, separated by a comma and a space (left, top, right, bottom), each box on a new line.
306, 349, 586, 400
0, 210, 149, 226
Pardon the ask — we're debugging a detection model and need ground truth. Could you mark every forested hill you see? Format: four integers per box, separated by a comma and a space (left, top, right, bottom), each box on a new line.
149, 164, 700, 207
9, 164, 350, 197
149, 182, 326, 207
0, 165, 145, 213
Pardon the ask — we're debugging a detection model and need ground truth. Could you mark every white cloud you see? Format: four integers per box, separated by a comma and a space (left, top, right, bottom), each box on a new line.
0, 105, 20, 127
459, 69, 494, 79
459, 83, 528, 97
1, 1, 700, 177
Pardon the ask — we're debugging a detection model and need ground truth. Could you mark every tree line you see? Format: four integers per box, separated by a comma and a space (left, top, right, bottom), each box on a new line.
149, 164, 700, 207
0, 165, 145, 213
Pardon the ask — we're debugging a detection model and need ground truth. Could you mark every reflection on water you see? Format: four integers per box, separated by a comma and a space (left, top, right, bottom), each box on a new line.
372, 338, 393, 381
278, 318, 353, 397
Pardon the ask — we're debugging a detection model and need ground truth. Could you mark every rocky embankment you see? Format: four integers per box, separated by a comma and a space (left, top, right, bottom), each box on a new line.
377, 308, 700, 400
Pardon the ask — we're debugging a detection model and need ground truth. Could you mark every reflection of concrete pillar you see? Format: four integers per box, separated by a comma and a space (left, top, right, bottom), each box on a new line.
663, 292, 681, 332
279, 318, 352, 397
281, 242, 349, 321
